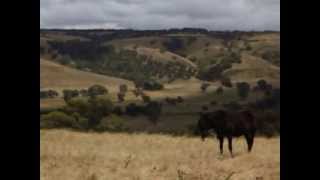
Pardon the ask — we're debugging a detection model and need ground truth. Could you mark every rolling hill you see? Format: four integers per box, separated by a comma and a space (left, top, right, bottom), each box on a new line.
40, 59, 134, 92
40, 30, 280, 84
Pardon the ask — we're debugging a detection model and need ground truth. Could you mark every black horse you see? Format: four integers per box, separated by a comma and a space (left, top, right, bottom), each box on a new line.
198, 109, 256, 157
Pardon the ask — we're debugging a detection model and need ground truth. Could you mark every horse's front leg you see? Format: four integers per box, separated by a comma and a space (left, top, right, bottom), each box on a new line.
227, 136, 233, 158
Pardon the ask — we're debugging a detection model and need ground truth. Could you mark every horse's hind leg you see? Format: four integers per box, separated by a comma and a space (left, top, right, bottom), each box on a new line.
227, 136, 233, 158
245, 134, 254, 153
218, 136, 224, 155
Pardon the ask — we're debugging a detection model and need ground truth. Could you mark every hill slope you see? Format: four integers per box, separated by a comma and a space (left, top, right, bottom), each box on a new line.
40, 59, 134, 92
40, 30, 280, 85
223, 53, 280, 83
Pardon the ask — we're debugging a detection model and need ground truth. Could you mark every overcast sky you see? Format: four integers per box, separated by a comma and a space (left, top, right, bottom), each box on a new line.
40, 0, 280, 31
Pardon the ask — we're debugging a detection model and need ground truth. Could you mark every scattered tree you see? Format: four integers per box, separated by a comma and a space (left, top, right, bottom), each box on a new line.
236, 82, 251, 99
215, 87, 224, 95
63, 89, 79, 102
88, 84, 108, 98
201, 83, 210, 93
220, 77, 233, 88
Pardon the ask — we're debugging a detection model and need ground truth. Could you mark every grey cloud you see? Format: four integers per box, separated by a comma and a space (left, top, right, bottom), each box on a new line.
40, 0, 280, 30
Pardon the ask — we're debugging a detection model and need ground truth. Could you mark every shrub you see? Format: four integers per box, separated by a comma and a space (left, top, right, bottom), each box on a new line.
87, 96, 114, 127
40, 111, 76, 128
150, 40, 157, 45
88, 84, 108, 98
142, 95, 151, 103
144, 101, 162, 124
94, 114, 127, 132
201, 83, 210, 93
64, 97, 90, 116
58, 55, 73, 65
125, 103, 144, 116
163, 38, 184, 52
40, 90, 59, 99
223, 101, 242, 111
257, 79, 268, 90
215, 87, 224, 95
79, 89, 88, 96
119, 84, 128, 94
255, 111, 280, 137
143, 80, 164, 91
210, 101, 218, 106
117, 92, 126, 102
64, 95, 114, 128
177, 96, 184, 103
112, 106, 123, 116
236, 82, 250, 99
251, 88, 280, 111
71, 112, 89, 130
190, 56, 197, 63
63, 89, 79, 102
220, 77, 233, 88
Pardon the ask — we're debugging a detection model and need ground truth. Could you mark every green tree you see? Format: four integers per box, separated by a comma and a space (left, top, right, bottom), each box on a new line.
144, 101, 162, 125
63, 89, 79, 102
236, 82, 251, 99
40, 111, 76, 128
88, 84, 108, 98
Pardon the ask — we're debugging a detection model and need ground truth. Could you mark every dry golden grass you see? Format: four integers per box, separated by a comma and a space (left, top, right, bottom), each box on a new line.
134, 47, 197, 68
41, 130, 279, 180
223, 53, 280, 83
40, 59, 134, 92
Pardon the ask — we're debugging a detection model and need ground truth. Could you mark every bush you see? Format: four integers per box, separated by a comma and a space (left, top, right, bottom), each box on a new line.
220, 77, 233, 88
71, 112, 89, 130
163, 38, 184, 52
88, 84, 108, 97
117, 92, 125, 102
215, 87, 224, 95
223, 101, 242, 111
79, 89, 88, 96
40, 90, 59, 99
255, 111, 280, 137
142, 95, 151, 103
63, 89, 79, 102
94, 114, 127, 132
125, 103, 144, 116
87, 96, 114, 127
210, 101, 218, 106
119, 84, 128, 94
201, 83, 210, 93
40, 111, 77, 128
251, 88, 280, 111
112, 106, 123, 116
64, 95, 114, 128
257, 79, 268, 90
143, 80, 164, 91
236, 82, 250, 99
144, 101, 162, 124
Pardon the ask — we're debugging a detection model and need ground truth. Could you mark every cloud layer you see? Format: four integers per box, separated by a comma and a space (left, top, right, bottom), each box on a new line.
40, 0, 280, 30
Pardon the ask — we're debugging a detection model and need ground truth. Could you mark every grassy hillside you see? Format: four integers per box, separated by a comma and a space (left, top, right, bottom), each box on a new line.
40, 59, 134, 92
40, 29, 280, 136
223, 53, 280, 83
40, 30, 280, 84
41, 129, 280, 180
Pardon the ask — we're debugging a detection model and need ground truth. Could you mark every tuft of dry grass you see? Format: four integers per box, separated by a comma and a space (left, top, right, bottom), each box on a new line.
41, 130, 279, 180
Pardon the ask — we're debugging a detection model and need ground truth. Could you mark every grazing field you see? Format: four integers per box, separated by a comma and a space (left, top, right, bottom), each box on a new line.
40, 130, 280, 180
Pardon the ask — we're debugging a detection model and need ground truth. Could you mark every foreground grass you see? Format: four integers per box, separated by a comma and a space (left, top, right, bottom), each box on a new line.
41, 130, 279, 180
